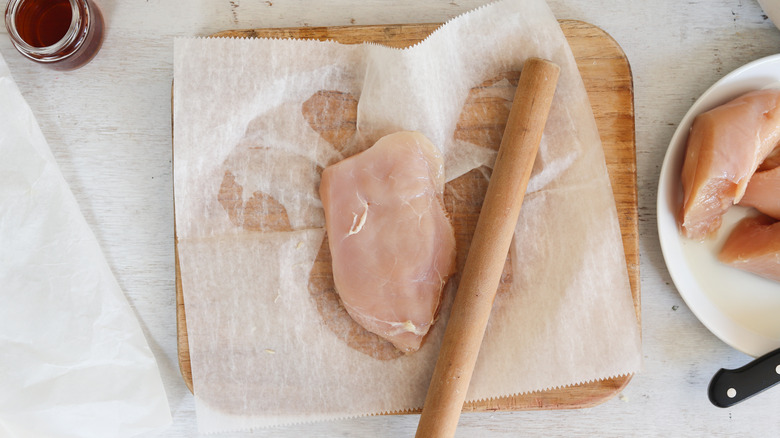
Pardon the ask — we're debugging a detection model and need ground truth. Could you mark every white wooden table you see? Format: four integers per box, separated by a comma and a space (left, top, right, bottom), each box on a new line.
2, 0, 779, 436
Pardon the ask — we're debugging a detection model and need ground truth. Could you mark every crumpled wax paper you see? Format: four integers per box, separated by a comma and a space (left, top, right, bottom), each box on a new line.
173, 0, 642, 432
0, 54, 171, 437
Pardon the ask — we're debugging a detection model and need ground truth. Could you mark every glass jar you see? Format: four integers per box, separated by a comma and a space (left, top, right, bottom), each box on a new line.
4, 0, 104, 71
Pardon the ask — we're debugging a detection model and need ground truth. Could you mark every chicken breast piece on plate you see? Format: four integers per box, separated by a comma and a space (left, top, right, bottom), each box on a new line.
719, 214, 780, 282
679, 89, 780, 239
739, 147, 780, 219
319, 131, 457, 353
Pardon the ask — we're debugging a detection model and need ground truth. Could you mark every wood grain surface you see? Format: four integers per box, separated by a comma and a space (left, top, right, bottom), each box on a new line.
175, 19, 639, 412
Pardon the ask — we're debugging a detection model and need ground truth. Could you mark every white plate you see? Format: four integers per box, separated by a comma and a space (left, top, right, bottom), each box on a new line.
657, 54, 780, 358
758, 0, 780, 31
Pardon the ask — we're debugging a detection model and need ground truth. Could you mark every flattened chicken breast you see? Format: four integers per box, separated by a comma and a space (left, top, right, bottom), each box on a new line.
319, 131, 457, 353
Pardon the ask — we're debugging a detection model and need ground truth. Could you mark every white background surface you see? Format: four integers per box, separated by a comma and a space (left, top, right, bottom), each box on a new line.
1, 0, 779, 436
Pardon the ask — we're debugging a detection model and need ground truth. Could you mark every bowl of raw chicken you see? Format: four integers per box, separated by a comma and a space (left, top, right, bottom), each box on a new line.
657, 54, 780, 358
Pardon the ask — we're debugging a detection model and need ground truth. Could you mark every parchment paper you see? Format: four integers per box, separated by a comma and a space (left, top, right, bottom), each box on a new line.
0, 54, 171, 437
173, 0, 642, 432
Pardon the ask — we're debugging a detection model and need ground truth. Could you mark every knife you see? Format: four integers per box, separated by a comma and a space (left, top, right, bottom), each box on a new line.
708, 347, 780, 408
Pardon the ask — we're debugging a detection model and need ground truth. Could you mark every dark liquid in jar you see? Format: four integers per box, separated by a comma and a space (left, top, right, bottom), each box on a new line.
15, 0, 72, 48
8, 0, 104, 70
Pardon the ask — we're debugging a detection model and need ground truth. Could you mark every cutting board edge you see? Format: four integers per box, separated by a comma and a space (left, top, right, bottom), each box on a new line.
173, 18, 639, 412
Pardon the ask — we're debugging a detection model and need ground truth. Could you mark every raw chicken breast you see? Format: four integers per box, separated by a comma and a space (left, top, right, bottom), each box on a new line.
679, 89, 780, 239
757, 145, 780, 171
319, 131, 457, 353
719, 215, 780, 282
739, 152, 780, 219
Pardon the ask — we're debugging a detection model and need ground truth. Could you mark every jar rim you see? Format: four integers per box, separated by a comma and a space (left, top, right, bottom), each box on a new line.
4, 0, 86, 62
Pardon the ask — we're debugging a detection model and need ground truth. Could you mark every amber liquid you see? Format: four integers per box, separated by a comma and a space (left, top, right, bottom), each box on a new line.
15, 0, 73, 48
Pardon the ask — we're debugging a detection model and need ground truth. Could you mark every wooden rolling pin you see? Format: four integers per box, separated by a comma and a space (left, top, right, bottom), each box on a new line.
415, 57, 560, 438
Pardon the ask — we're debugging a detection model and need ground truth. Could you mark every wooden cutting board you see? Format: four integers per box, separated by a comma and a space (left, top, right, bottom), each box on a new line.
175, 19, 640, 411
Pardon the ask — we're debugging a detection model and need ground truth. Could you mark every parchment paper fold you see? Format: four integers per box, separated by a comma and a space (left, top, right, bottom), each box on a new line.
0, 53, 171, 437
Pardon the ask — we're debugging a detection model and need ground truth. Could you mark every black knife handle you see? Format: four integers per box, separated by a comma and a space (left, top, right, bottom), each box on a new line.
708, 347, 780, 408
